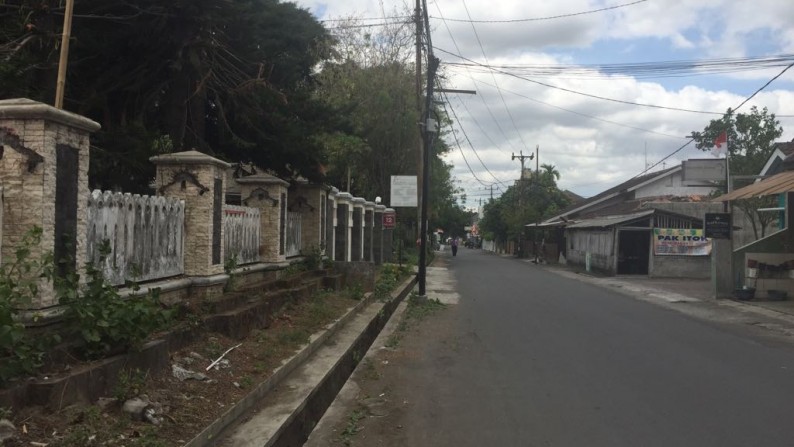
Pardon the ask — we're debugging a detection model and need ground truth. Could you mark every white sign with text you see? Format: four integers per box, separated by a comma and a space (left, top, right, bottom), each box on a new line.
390, 175, 418, 207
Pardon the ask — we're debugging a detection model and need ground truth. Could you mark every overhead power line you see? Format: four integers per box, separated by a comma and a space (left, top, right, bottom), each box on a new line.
429, 0, 647, 23
433, 0, 516, 154
630, 61, 794, 180
443, 54, 794, 80
461, 0, 532, 154
435, 47, 731, 116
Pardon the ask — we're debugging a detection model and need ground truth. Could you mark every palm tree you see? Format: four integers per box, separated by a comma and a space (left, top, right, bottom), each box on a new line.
540, 164, 560, 187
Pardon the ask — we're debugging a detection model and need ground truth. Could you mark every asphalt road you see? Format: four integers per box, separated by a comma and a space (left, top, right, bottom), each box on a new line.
309, 248, 794, 446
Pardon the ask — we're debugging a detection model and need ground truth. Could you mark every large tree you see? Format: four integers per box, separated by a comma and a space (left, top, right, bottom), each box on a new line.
690, 106, 784, 239
1, 0, 334, 192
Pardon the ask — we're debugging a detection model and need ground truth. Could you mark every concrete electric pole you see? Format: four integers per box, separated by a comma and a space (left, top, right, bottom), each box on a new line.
512, 151, 534, 257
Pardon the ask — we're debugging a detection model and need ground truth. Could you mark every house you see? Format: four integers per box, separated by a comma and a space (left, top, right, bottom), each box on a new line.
534, 163, 721, 277
713, 139, 794, 299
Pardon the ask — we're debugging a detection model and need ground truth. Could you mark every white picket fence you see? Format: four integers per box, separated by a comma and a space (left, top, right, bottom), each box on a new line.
223, 205, 260, 265
286, 211, 302, 258
86, 190, 185, 286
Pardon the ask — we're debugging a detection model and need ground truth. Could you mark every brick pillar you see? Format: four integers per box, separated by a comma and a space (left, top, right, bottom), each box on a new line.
151, 150, 230, 276
327, 188, 338, 261
0, 98, 100, 309
351, 198, 365, 261
236, 173, 290, 263
364, 201, 375, 262
335, 193, 352, 261
374, 204, 385, 264
291, 182, 326, 254
383, 208, 396, 263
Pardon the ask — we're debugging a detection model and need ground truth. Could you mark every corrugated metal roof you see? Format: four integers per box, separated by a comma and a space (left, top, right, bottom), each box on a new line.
714, 171, 794, 201
564, 209, 655, 229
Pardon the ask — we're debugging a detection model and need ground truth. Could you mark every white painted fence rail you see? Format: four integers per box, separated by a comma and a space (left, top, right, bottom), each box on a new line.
86, 190, 185, 286
286, 211, 302, 258
223, 205, 260, 265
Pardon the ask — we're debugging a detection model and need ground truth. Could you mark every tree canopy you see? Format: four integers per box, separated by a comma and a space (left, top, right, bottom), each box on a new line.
1, 0, 334, 192
690, 106, 784, 240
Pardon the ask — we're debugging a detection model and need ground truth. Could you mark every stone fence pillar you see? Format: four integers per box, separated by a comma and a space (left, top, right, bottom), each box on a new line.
335, 193, 352, 261
236, 174, 290, 263
374, 204, 385, 264
291, 182, 327, 255
0, 98, 100, 309
364, 201, 375, 262
351, 197, 365, 261
383, 208, 396, 263
151, 150, 230, 277
326, 188, 338, 260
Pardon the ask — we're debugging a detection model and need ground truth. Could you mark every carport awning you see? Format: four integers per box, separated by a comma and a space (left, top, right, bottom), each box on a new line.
714, 171, 794, 201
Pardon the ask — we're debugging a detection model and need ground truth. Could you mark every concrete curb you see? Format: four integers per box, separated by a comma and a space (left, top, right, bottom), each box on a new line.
183, 275, 417, 447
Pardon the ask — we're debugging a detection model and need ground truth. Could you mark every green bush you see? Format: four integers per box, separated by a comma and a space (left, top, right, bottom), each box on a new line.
57, 241, 174, 359
0, 228, 58, 385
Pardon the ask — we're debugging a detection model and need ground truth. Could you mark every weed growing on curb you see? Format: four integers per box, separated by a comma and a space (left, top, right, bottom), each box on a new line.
339, 408, 368, 446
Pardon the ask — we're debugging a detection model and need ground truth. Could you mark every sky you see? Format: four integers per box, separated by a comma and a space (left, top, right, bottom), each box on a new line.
293, 0, 794, 208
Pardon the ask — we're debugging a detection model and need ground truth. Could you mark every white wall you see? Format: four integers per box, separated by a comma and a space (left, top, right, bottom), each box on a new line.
635, 170, 716, 199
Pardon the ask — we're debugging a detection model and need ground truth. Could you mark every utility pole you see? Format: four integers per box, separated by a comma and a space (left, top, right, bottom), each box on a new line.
534, 144, 540, 263
417, 55, 439, 297
414, 0, 423, 224
512, 151, 534, 257
54, 0, 76, 109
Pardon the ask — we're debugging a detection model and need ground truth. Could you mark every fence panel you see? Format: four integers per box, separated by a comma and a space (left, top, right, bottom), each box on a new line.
223, 205, 261, 265
86, 190, 185, 286
286, 211, 302, 258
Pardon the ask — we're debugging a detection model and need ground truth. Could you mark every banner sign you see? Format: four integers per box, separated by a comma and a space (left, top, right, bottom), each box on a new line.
653, 228, 711, 256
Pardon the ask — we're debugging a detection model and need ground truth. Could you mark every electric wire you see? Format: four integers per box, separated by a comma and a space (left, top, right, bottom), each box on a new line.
443, 54, 794, 80
430, 0, 647, 23
435, 46, 731, 116
440, 87, 512, 187
461, 0, 532, 153
433, 1, 515, 154
630, 61, 794, 180
450, 71, 686, 139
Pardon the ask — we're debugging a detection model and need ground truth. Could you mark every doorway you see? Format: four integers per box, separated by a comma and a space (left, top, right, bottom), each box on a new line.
617, 229, 650, 275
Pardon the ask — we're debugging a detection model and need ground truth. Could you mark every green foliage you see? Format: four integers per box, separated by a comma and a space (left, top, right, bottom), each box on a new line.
339, 408, 368, 445
691, 106, 785, 240
113, 368, 147, 402
346, 282, 365, 301
2, 0, 334, 192
691, 106, 783, 176
224, 255, 239, 292
301, 245, 325, 270
0, 227, 58, 386
479, 173, 571, 247
57, 241, 174, 359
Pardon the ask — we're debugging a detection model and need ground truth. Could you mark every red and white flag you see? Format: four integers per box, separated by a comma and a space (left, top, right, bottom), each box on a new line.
711, 131, 728, 157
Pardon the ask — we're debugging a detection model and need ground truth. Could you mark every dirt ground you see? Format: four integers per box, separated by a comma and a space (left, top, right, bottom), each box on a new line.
4, 289, 361, 447
305, 288, 452, 447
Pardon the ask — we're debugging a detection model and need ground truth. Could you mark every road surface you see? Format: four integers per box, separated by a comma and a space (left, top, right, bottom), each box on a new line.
308, 248, 794, 446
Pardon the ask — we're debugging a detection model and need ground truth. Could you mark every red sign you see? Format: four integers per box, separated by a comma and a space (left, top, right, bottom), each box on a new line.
383, 213, 396, 229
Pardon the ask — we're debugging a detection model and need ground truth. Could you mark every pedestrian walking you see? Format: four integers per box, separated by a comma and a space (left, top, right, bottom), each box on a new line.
451, 237, 459, 257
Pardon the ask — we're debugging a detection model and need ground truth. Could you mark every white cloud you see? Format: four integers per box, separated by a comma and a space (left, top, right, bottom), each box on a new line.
294, 0, 794, 201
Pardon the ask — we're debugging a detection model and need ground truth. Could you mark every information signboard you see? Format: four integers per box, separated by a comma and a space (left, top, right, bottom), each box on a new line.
704, 213, 731, 239
390, 176, 418, 207
383, 213, 396, 229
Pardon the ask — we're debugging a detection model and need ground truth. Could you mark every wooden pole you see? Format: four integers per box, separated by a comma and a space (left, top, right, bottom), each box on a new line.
54, 0, 76, 109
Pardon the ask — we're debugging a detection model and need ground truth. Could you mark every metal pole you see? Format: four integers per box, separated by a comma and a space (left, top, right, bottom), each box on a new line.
54, 0, 76, 109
